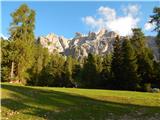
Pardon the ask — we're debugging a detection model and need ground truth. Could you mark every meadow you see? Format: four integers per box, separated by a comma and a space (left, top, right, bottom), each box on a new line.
1, 83, 160, 120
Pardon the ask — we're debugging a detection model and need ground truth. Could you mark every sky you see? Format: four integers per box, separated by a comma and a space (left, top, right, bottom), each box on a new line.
1, 1, 160, 39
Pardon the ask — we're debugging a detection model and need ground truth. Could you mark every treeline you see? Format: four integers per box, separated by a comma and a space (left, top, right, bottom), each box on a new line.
1, 4, 160, 92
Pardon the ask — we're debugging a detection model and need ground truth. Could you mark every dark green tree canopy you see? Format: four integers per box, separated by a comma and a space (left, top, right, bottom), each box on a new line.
149, 7, 160, 33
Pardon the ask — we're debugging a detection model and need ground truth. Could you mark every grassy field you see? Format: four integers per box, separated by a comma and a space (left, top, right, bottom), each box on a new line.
1, 83, 160, 120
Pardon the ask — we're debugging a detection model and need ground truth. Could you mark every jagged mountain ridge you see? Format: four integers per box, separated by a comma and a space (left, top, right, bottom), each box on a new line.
38, 29, 159, 60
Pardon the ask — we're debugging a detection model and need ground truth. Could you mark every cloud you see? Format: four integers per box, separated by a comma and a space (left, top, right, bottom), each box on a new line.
98, 6, 116, 20
82, 16, 104, 30
0, 33, 8, 40
122, 4, 140, 17
82, 5, 140, 36
144, 22, 154, 31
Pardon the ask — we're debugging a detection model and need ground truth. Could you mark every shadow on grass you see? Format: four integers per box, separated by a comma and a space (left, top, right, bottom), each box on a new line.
1, 83, 160, 120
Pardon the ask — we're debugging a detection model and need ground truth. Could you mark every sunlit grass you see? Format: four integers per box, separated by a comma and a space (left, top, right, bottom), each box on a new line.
1, 83, 160, 120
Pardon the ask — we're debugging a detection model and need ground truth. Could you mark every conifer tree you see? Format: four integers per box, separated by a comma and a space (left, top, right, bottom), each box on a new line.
111, 35, 123, 89
38, 54, 65, 86
121, 38, 139, 90
29, 44, 50, 85
131, 28, 154, 91
150, 7, 160, 38
81, 53, 103, 88
1, 38, 11, 81
149, 7, 160, 59
101, 54, 112, 88
9, 4, 35, 83
64, 56, 74, 87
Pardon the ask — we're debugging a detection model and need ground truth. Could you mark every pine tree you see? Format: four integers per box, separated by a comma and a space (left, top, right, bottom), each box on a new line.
38, 54, 65, 86
28, 44, 50, 85
121, 38, 139, 90
81, 53, 103, 88
64, 56, 74, 87
131, 28, 154, 91
72, 62, 82, 88
101, 54, 112, 89
149, 7, 160, 59
1, 38, 11, 81
9, 4, 36, 84
150, 7, 160, 37
149, 7, 160, 89
111, 35, 123, 89
153, 61, 160, 88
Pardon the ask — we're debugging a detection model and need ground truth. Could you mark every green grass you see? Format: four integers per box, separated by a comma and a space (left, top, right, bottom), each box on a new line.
1, 83, 160, 120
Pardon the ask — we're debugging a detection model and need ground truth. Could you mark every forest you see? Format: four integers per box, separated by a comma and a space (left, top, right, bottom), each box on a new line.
1, 4, 160, 92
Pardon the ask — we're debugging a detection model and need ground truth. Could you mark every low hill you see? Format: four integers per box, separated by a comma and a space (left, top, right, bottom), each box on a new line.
1, 83, 160, 120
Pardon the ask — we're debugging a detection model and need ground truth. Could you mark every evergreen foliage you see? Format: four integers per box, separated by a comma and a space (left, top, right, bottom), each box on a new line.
149, 7, 160, 69
9, 4, 36, 83
1, 4, 160, 92
131, 28, 155, 91
111, 35, 123, 89
121, 38, 139, 90
80, 53, 103, 88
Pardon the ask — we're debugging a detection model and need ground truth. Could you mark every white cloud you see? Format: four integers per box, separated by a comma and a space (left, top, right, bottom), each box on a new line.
98, 6, 116, 20
144, 22, 154, 31
0, 33, 8, 40
107, 16, 139, 36
82, 5, 140, 36
82, 16, 104, 30
122, 4, 140, 17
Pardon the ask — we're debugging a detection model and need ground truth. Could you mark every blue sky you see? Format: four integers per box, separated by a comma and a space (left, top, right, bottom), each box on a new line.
1, 1, 159, 38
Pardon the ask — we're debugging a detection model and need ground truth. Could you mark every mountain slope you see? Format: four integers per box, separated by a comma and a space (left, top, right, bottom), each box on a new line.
38, 29, 159, 60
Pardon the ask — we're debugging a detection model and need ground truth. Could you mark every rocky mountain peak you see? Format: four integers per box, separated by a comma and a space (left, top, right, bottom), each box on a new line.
97, 28, 107, 37
38, 29, 158, 60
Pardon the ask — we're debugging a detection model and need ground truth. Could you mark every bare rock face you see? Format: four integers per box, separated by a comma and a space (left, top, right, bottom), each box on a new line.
38, 29, 159, 61
39, 33, 70, 53
65, 30, 117, 59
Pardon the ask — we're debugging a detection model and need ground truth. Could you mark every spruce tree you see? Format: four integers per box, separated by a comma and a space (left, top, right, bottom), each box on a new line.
81, 53, 103, 88
121, 38, 139, 90
101, 54, 112, 89
149, 7, 160, 59
131, 28, 154, 91
38, 54, 65, 86
29, 44, 50, 85
64, 56, 74, 87
150, 7, 160, 37
111, 35, 123, 89
149, 7, 160, 89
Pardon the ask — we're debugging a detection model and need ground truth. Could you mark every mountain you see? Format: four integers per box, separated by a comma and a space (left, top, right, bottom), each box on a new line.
38, 33, 70, 53
38, 29, 159, 60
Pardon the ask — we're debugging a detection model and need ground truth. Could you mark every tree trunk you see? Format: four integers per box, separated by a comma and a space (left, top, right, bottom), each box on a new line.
10, 61, 14, 80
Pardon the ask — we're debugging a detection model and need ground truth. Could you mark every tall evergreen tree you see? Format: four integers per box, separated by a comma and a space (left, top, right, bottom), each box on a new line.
72, 62, 82, 88
9, 4, 36, 83
111, 35, 123, 89
64, 56, 75, 87
28, 44, 50, 85
131, 28, 154, 91
121, 38, 139, 90
38, 54, 65, 86
81, 53, 103, 88
150, 7, 160, 37
1, 38, 11, 81
101, 54, 112, 89
149, 7, 160, 59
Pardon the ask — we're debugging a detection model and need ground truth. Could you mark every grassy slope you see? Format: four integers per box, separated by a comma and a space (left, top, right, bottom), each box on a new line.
1, 83, 160, 120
